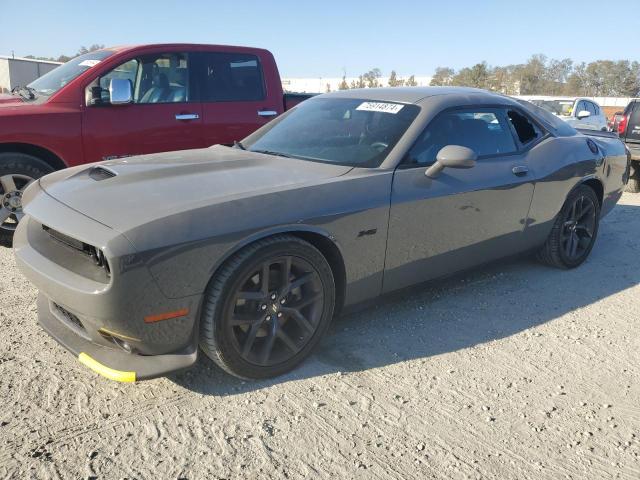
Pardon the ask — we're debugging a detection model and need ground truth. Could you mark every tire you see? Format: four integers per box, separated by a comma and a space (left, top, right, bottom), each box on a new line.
0, 152, 54, 247
537, 184, 600, 269
626, 162, 640, 193
199, 235, 336, 379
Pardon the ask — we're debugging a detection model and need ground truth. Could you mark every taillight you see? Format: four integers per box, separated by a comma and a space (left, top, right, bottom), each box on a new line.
618, 115, 628, 135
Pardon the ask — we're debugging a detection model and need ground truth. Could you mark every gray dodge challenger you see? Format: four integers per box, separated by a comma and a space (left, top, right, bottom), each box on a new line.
13, 87, 629, 382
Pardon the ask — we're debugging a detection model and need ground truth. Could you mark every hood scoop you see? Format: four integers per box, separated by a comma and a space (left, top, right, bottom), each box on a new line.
88, 166, 117, 181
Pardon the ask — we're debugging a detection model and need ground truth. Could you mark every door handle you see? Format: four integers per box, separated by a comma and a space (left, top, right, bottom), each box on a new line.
258, 110, 278, 117
175, 113, 199, 121
512, 165, 529, 176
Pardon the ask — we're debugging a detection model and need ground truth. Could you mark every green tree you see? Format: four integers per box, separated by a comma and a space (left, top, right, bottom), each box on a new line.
430, 67, 454, 86
405, 75, 418, 87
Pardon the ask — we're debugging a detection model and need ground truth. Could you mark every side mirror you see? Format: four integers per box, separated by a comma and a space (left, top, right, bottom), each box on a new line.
425, 145, 477, 178
577, 110, 591, 120
109, 78, 133, 105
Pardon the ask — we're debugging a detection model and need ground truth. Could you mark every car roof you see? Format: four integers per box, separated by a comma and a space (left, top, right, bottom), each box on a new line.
321, 86, 514, 106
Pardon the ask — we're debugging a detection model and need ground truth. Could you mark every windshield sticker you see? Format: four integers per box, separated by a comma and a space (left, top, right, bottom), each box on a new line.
356, 102, 404, 114
79, 59, 101, 68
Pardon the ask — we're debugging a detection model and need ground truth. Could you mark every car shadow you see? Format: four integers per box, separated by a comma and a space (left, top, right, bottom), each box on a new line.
169, 203, 640, 396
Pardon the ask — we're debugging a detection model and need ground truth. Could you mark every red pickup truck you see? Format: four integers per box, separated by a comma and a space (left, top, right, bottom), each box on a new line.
0, 43, 311, 246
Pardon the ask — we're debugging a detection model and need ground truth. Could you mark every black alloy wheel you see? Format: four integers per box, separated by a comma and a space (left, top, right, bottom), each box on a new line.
200, 235, 335, 379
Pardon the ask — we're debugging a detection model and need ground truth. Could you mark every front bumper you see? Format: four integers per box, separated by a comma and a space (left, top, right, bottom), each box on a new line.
37, 294, 197, 381
14, 183, 201, 381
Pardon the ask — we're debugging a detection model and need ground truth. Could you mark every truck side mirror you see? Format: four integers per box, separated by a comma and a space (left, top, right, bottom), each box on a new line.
425, 145, 477, 178
109, 78, 133, 105
577, 110, 591, 120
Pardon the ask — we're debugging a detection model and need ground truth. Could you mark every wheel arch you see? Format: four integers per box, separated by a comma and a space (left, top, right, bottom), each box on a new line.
209, 226, 347, 315
0, 143, 67, 171
579, 176, 604, 207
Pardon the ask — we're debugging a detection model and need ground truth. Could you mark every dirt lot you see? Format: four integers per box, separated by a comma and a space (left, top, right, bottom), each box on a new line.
1, 194, 639, 480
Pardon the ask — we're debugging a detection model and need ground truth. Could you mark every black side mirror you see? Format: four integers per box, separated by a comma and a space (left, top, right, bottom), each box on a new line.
425, 145, 477, 178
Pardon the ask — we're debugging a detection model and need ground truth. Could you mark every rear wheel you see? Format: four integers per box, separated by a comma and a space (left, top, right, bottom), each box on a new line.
0, 153, 54, 247
537, 185, 600, 269
626, 162, 640, 193
199, 235, 335, 379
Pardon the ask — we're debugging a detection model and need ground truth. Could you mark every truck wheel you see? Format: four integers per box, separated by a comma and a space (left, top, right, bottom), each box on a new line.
199, 235, 335, 379
537, 185, 600, 269
0, 153, 54, 247
626, 162, 640, 193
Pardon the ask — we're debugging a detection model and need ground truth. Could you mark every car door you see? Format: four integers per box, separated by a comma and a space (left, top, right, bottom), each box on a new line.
383, 107, 536, 292
82, 51, 204, 163
193, 51, 284, 146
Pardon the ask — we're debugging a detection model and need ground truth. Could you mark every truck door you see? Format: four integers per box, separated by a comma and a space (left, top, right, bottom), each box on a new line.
193, 51, 284, 146
82, 52, 204, 163
625, 101, 640, 145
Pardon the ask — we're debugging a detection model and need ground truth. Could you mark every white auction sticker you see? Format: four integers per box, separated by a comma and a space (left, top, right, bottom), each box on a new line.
79, 59, 101, 68
356, 102, 404, 114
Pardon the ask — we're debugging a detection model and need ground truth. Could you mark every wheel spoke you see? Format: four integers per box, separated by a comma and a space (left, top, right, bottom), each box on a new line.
260, 262, 271, 296
259, 333, 277, 364
277, 329, 299, 353
575, 224, 592, 238
281, 307, 315, 334
241, 322, 262, 356
280, 256, 292, 288
569, 232, 579, 257
282, 272, 313, 295
577, 202, 593, 221
0, 206, 11, 224
14, 211, 24, 221
286, 292, 322, 311
0, 175, 17, 193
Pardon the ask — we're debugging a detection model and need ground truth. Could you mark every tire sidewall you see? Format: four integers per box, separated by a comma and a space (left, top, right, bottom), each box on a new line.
202, 238, 335, 379
557, 185, 601, 268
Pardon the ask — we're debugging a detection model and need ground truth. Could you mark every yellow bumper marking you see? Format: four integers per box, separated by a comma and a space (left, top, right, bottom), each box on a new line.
98, 327, 141, 342
78, 353, 136, 383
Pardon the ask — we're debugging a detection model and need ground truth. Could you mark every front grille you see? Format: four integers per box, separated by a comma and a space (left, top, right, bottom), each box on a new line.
52, 302, 85, 333
42, 225, 111, 278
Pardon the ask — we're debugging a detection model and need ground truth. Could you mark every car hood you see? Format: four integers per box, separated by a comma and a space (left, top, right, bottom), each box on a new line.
38, 145, 353, 232
0, 93, 25, 106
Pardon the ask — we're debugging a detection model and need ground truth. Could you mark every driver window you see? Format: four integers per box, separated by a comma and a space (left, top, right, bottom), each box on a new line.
134, 53, 189, 104
404, 109, 517, 166
96, 59, 139, 103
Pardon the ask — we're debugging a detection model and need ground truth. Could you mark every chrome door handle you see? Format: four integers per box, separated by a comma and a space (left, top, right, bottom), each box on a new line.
512, 165, 529, 176
175, 113, 199, 121
257, 110, 278, 117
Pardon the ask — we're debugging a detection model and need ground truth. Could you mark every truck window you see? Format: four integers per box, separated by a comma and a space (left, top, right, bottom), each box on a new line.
98, 59, 139, 103
197, 52, 265, 102
135, 53, 190, 103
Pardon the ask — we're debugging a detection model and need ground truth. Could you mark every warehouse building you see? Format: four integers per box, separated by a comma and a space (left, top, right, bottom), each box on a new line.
0, 55, 61, 93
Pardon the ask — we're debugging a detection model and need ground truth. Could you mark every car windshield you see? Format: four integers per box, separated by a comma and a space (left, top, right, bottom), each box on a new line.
28, 50, 114, 96
530, 99, 575, 117
245, 97, 420, 167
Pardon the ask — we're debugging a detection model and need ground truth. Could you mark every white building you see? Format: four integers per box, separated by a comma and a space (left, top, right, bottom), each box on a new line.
0, 56, 61, 93
282, 76, 432, 93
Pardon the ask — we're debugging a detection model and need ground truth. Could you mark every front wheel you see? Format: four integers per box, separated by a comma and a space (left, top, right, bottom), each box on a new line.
199, 235, 335, 379
537, 185, 600, 269
0, 153, 54, 247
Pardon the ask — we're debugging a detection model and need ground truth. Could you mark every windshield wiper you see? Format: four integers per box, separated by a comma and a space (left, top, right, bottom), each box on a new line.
233, 140, 246, 150
11, 85, 37, 100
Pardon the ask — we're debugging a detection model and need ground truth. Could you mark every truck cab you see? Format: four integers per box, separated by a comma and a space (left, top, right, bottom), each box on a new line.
618, 99, 640, 192
0, 44, 308, 246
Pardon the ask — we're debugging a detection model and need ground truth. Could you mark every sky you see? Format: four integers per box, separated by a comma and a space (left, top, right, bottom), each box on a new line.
1, 0, 638, 78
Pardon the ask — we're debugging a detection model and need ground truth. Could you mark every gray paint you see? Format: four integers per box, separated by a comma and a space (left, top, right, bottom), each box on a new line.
13, 87, 629, 379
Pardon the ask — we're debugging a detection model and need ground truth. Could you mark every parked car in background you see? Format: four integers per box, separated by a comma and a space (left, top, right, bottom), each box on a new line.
617, 99, 640, 192
0, 44, 312, 247
526, 97, 608, 132
608, 111, 624, 132
14, 87, 628, 382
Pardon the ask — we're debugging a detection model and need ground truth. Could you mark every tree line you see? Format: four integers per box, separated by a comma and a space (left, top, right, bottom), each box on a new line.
430, 54, 640, 97
334, 69, 419, 91
24, 44, 105, 63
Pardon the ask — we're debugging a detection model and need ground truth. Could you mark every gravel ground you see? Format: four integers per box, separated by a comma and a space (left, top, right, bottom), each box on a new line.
1, 193, 639, 480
